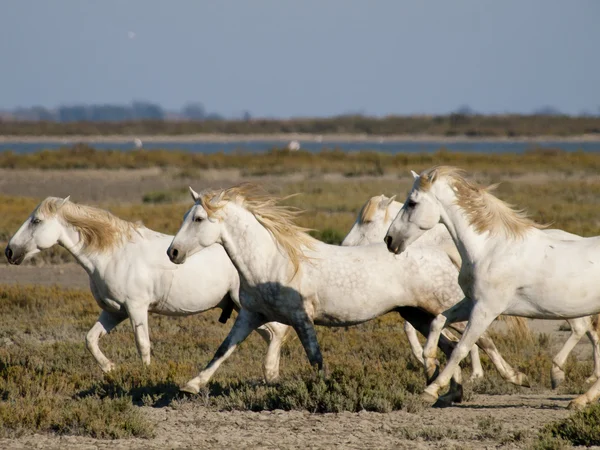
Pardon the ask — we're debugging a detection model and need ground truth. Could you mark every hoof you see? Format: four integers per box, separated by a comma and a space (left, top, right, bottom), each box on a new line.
516, 372, 531, 388
421, 390, 439, 405
433, 397, 454, 408
180, 382, 200, 395
567, 399, 587, 411
551, 367, 565, 389
264, 374, 280, 384
469, 372, 484, 382
436, 389, 463, 407
101, 361, 116, 373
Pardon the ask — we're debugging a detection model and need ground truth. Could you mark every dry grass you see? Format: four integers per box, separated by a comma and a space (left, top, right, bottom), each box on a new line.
0, 282, 592, 439
2, 145, 600, 177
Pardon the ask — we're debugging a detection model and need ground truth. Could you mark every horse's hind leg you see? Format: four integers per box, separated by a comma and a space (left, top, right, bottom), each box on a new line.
255, 322, 291, 383
290, 311, 324, 375
466, 344, 484, 381
551, 318, 588, 388
404, 321, 425, 364
586, 319, 600, 384
85, 310, 127, 373
181, 308, 267, 394
569, 375, 600, 410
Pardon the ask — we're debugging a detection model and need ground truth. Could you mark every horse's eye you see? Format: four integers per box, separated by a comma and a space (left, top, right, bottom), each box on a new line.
194, 216, 203, 223
31, 218, 42, 225
407, 200, 417, 208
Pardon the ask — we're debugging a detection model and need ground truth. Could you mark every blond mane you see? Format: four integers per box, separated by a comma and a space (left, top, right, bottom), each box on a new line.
358, 195, 394, 224
38, 197, 140, 253
198, 184, 316, 274
418, 166, 545, 238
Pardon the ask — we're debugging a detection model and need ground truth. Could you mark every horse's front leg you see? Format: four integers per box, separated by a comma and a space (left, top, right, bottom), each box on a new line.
423, 297, 474, 382
397, 307, 464, 402
85, 310, 127, 372
446, 322, 485, 381
255, 322, 291, 383
181, 308, 267, 394
423, 301, 500, 404
127, 306, 151, 366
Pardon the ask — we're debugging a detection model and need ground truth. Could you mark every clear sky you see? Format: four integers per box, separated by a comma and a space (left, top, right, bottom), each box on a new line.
1, 1, 598, 117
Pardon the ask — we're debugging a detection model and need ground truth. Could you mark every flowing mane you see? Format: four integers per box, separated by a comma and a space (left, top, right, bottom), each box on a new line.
198, 184, 316, 273
419, 166, 546, 238
38, 197, 141, 253
358, 195, 393, 224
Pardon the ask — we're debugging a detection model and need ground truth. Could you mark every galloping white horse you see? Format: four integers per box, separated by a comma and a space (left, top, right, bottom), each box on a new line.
4, 197, 289, 381
385, 166, 600, 409
351, 194, 600, 389
342, 194, 485, 380
167, 185, 531, 400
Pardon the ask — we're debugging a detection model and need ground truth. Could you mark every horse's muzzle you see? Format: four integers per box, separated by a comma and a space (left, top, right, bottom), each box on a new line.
167, 245, 185, 264
5, 245, 24, 265
384, 235, 403, 255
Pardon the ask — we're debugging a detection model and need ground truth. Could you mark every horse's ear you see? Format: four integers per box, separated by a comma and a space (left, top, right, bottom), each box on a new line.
57, 195, 70, 209
188, 186, 200, 202
410, 170, 419, 180
384, 195, 397, 207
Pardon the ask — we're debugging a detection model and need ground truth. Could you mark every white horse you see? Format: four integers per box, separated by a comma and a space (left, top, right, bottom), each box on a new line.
4, 196, 289, 381
342, 194, 485, 380
350, 194, 600, 389
385, 166, 600, 409
167, 185, 531, 400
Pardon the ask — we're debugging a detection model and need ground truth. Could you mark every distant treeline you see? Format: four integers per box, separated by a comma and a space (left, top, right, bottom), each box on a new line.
1, 114, 600, 137
0, 102, 228, 123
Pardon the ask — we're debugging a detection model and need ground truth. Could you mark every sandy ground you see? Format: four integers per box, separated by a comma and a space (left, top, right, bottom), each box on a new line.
0, 395, 581, 449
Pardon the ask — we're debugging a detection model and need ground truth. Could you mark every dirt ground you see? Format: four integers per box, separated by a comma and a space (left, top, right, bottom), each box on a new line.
0, 395, 579, 449
0, 168, 597, 449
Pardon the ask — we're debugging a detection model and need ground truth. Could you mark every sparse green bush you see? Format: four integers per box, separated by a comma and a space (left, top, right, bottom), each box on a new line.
542, 403, 600, 446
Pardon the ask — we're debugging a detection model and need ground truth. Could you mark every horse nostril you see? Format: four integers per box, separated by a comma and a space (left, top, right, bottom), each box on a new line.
384, 235, 393, 249
5, 246, 13, 261
171, 248, 179, 259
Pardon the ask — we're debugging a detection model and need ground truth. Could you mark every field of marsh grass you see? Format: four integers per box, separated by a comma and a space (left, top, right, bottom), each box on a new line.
4, 147, 600, 446
0, 283, 595, 445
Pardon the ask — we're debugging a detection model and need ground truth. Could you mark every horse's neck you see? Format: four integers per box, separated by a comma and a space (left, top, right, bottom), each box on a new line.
439, 199, 490, 264
58, 225, 114, 276
220, 205, 292, 285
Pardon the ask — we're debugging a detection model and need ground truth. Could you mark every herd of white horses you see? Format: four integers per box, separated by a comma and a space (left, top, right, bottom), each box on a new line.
5, 165, 600, 410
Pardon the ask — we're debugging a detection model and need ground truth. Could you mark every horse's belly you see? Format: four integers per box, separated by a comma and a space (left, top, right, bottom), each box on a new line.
509, 282, 600, 319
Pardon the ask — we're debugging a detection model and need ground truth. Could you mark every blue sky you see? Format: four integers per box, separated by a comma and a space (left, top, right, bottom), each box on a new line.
1, 1, 599, 117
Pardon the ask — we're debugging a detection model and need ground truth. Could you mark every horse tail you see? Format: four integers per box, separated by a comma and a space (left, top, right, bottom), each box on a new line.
498, 315, 531, 340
